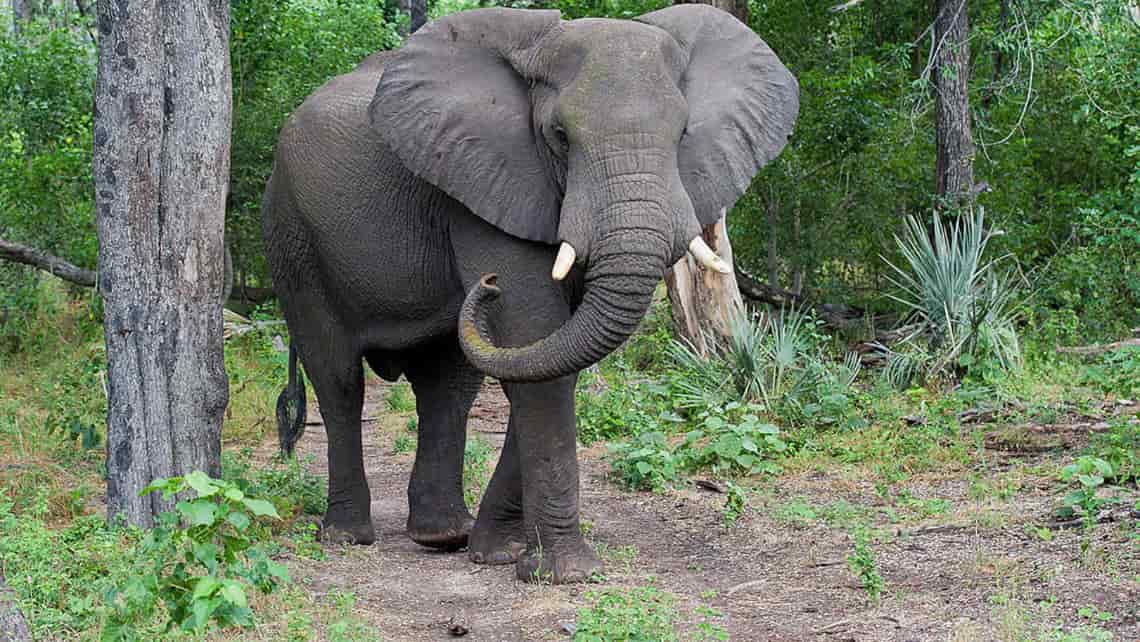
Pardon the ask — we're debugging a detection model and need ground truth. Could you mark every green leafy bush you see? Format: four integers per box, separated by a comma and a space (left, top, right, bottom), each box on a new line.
606, 430, 683, 491
1086, 418, 1139, 484
1077, 346, 1140, 398
677, 409, 787, 477
223, 450, 328, 519
574, 582, 679, 642
102, 472, 289, 638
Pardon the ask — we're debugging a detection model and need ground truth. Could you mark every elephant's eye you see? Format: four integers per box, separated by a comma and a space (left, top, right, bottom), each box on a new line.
553, 126, 569, 150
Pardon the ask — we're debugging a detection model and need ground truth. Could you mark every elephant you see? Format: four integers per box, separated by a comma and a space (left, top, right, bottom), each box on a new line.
262, 5, 797, 583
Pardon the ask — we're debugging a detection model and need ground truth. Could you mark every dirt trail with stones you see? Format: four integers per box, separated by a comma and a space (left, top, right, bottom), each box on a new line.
278, 374, 1139, 641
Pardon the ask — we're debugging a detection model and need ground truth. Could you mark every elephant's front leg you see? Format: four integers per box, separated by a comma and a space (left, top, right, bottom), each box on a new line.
503, 376, 602, 583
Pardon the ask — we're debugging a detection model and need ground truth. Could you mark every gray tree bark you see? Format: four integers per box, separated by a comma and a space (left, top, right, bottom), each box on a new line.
93, 0, 231, 527
933, 0, 975, 205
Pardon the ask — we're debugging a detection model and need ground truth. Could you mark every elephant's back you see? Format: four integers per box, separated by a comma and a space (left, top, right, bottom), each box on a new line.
265, 51, 464, 343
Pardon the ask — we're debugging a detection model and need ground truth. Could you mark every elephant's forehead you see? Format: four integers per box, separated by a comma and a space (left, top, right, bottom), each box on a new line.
559, 19, 682, 71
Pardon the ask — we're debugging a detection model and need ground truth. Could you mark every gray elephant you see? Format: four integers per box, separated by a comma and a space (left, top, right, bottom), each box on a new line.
262, 5, 797, 583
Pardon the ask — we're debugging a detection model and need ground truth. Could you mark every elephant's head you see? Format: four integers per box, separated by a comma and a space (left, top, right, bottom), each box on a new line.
371, 6, 798, 381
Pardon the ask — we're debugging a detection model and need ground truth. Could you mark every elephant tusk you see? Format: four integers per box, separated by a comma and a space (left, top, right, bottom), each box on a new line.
688, 237, 732, 274
551, 242, 576, 281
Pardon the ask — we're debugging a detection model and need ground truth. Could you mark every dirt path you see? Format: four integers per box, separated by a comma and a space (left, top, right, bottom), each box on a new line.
282, 376, 1140, 641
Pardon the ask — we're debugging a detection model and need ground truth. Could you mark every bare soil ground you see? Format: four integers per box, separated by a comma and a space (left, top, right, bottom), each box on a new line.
275, 375, 1139, 641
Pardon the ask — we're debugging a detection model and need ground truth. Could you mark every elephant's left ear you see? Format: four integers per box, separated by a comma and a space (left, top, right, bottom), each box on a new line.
636, 5, 799, 225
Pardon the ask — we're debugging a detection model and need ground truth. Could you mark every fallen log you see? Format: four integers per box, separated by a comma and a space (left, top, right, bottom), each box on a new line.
734, 266, 866, 328
1056, 337, 1140, 356
0, 237, 96, 287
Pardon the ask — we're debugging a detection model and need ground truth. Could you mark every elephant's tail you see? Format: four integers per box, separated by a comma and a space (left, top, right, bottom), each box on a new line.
276, 342, 307, 456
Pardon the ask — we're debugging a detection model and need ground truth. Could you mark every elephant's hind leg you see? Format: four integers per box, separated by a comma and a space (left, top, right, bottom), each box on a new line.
286, 307, 374, 544
403, 337, 482, 550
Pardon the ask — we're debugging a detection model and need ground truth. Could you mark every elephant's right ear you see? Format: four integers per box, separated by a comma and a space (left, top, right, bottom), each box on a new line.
371, 9, 563, 244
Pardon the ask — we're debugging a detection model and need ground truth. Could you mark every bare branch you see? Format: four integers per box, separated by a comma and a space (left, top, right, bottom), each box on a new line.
829, 0, 864, 12
0, 237, 96, 287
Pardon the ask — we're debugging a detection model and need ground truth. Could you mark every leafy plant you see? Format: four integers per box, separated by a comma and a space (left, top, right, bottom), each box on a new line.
847, 527, 884, 602
574, 581, 679, 642
678, 409, 787, 477
1059, 456, 1114, 541
607, 430, 682, 491
101, 472, 289, 638
1086, 418, 1139, 484
882, 208, 1024, 385
224, 450, 327, 519
721, 482, 747, 528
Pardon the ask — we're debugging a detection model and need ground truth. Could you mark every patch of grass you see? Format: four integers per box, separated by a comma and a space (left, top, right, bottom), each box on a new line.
573, 581, 679, 642
223, 327, 292, 446
223, 449, 328, 521
392, 433, 416, 455
772, 496, 819, 528
594, 543, 638, 575
463, 435, 493, 509
385, 381, 416, 413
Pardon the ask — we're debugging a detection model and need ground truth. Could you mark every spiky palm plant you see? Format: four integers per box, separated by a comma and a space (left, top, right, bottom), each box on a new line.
882, 208, 1023, 385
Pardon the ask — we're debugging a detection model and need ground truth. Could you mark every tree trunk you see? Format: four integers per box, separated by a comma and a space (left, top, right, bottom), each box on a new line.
665, 210, 744, 354
94, 0, 231, 528
664, 0, 748, 354
765, 194, 779, 288
933, 0, 975, 205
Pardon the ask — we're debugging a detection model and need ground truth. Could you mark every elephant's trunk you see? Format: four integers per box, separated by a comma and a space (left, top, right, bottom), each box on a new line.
459, 208, 670, 382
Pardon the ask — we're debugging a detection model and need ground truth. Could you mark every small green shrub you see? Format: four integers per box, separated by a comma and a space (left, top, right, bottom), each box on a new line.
678, 409, 787, 477
607, 430, 683, 491
1078, 346, 1140, 398
1086, 418, 1139, 484
720, 482, 747, 528
385, 382, 416, 413
847, 527, 884, 602
102, 472, 289, 638
574, 582, 679, 642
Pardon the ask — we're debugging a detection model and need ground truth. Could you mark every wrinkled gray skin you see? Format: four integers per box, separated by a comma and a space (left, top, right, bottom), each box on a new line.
262, 6, 797, 583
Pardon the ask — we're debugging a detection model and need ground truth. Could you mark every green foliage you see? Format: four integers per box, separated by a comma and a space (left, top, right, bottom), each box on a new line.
571, 580, 727, 642
606, 405, 788, 491
385, 381, 417, 413
1077, 347, 1140, 398
678, 409, 787, 477
1058, 456, 1113, 538
463, 435, 493, 509
573, 581, 679, 642
882, 209, 1024, 385
720, 481, 746, 528
846, 527, 884, 602
607, 430, 683, 491
1086, 419, 1139, 484
669, 308, 863, 430
228, 0, 404, 285
0, 16, 97, 276
223, 449, 328, 519
101, 472, 289, 638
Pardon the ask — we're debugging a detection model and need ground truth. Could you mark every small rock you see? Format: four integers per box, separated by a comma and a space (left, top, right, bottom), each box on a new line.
560, 622, 577, 636
446, 616, 469, 637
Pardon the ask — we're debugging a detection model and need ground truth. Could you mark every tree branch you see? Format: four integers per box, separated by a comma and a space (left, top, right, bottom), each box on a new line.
0, 238, 96, 287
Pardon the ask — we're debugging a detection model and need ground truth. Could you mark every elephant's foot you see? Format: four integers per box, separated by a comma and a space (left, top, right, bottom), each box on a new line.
407, 508, 475, 551
516, 541, 603, 584
320, 514, 376, 545
468, 514, 526, 565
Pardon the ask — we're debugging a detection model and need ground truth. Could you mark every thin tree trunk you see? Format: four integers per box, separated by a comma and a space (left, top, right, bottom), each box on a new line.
933, 0, 975, 205
664, 0, 748, 353
94, 0, 231, 528
665, 210, 744, 354
765, 194, 779, 289
982, 0, 1009, 109
791, 209, 803, 295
